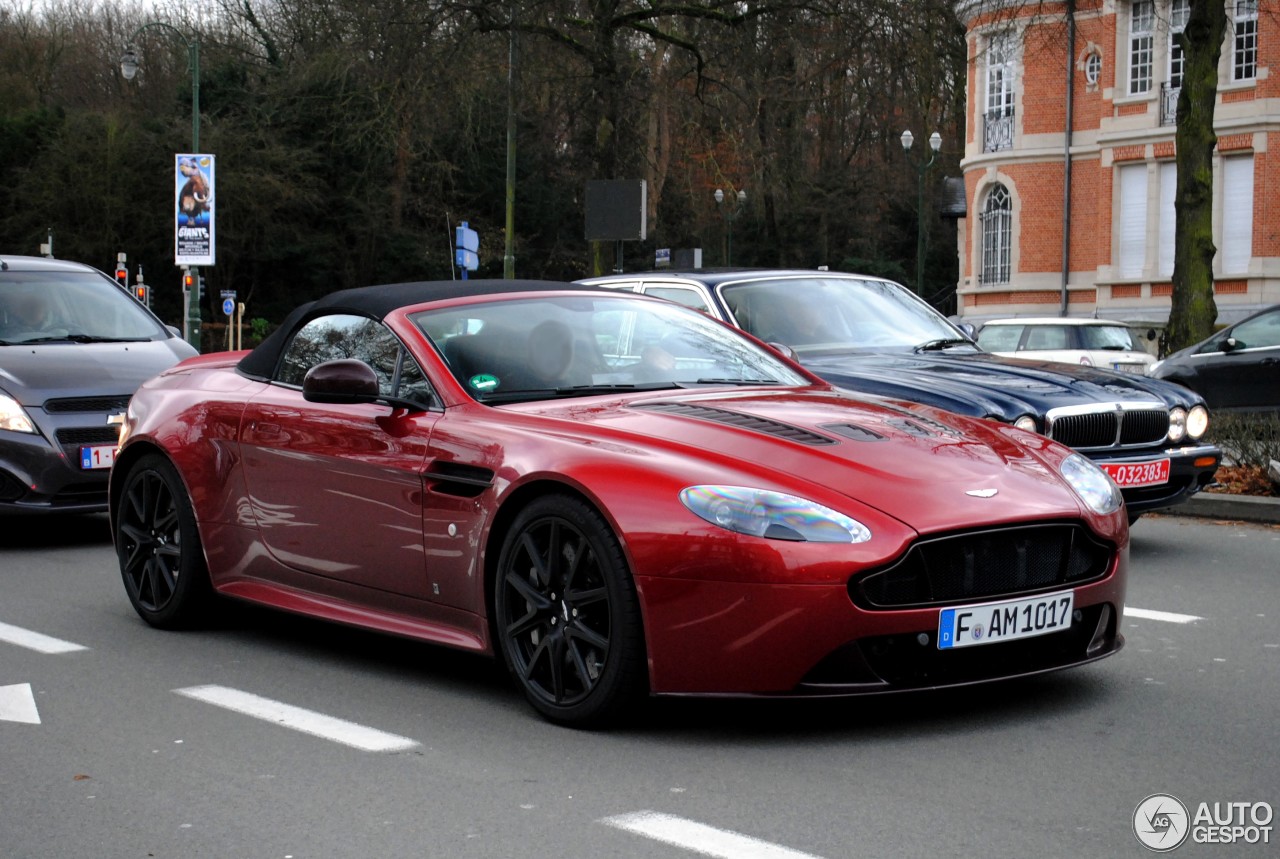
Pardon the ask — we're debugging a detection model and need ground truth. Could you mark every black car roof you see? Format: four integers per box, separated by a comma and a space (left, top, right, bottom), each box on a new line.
586, 269, 880, 287
238, 278, 611, 380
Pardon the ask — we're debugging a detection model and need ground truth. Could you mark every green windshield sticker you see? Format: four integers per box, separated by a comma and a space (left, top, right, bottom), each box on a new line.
469, 374, 499, 391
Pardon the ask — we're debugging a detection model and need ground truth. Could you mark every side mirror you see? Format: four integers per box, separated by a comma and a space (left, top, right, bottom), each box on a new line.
1223, 337, 1240, 353
303, 359, 380, 404
954, 321, 977, 340
768, 341, 799, 361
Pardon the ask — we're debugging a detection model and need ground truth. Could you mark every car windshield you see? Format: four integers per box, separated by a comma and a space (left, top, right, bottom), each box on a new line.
413, 294, 808, 403
718, 275, 974, 354
0, 270, 169, 345
1078, 325, 1137, 351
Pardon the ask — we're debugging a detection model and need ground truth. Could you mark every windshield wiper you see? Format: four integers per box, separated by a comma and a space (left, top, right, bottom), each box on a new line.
686, 377, 781, 386
914, 338, 974, 352
554, 382, 683, 395
3, 334, 151, 345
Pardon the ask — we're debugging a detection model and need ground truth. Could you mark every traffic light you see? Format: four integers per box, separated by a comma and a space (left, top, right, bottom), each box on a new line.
133, 284, 150, 307
183, 271, 197, 292
114, 252, 128, 286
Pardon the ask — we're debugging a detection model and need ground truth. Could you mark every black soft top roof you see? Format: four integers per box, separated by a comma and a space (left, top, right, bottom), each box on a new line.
237, 278, 607, 380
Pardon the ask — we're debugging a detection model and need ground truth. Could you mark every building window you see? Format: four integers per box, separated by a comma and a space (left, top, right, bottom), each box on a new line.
1169, 0, 1189, 89
984, 33, 1016, 152
1084, 52, 1102, 86
1233, 0, 1258, 81
1129, 1, 1155, 95
980, 184, 1012, 285
1221, 156, 1254, 273
1118, 163, 1148, 279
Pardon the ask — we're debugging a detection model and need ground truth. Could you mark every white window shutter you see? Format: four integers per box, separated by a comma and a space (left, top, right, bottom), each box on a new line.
1118, 164, 1147, 279
1221, 156, 1254, 274
1158, 163, 1176, 278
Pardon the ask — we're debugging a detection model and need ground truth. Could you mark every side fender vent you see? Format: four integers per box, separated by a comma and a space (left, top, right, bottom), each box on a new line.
425, 461, 495, 498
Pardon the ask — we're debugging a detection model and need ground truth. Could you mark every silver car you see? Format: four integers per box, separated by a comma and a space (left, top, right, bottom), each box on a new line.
0, 254, 197, 514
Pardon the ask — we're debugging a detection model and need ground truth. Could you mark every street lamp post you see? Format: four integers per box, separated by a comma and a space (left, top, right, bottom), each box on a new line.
900, 130, 941, 297
120, 23, 202, 352
714, 188, 746, 266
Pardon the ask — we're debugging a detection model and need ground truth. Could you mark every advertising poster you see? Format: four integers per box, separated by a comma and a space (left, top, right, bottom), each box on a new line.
174, 154, 215, 266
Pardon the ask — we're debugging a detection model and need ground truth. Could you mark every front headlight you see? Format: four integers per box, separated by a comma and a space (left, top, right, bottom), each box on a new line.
0, 393, 36, 434
1013, 415, 1039, 433
1060, 454, 1123, 516
680, 486, 872, 543
1186, 405, 1209, 440
1167, 407, 1187, 442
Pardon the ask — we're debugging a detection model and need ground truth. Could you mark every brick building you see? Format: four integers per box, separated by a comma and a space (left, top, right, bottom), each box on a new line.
954, 0, 1278, 335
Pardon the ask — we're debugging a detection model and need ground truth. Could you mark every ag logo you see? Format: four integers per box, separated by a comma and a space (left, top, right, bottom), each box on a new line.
1134, 794, 1190, 851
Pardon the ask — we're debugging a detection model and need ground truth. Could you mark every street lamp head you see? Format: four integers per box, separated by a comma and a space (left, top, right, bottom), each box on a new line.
120, 45, 139, 81
714, 188, 725, 205
737, 189, 746, 204
929, 131, 942, 152
900, 129, 914, 152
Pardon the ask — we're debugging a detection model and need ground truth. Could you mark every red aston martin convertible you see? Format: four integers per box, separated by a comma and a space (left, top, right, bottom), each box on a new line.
109, 280, 1128, 726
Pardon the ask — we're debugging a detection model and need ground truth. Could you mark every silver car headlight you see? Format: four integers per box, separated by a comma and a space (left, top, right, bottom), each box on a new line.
680, 486, 871, 543
1167, 407, 1187, 443
1060, 454, 1123, 516
1186, 405, 1209, 440
0, 393, 36, 434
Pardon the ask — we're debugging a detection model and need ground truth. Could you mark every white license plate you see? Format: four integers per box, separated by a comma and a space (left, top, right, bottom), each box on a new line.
79, 444, 117, 470
938, 591, 1074, 649
1112, 362, 1148, 374
1101, 458, 1170, 488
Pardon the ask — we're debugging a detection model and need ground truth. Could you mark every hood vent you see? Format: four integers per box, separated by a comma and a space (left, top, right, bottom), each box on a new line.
822, 423, 886, 442
632, 402, 836, 446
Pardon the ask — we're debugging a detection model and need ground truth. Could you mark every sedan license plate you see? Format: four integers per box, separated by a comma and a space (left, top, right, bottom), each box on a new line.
80, 444, 117, 470
1101, 458, 1170, 488
938, 591, 1074, 650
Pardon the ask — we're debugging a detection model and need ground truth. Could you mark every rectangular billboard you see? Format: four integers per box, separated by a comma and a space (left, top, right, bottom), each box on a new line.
175, 154, 215, 266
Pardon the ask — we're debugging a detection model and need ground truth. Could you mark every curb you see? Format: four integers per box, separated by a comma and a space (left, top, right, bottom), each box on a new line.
1162, 492, 1280, 525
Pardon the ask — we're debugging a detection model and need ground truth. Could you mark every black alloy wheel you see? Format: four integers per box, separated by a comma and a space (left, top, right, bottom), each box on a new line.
115, 454, 212, 628
494, 494, 646, 727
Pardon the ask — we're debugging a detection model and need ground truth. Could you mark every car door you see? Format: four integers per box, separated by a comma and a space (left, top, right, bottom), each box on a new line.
1195, 308, 1280, 409
239, 313, 441, 598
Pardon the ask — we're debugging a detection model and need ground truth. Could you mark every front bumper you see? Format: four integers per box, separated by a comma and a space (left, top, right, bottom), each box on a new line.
1091, 442, 1221, 515
0, 430, 113, 515
636, 547, 1128, 696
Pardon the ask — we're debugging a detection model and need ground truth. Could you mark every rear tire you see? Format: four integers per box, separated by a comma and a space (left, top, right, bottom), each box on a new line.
493, 494, 647, 727
115, 454, 213, 629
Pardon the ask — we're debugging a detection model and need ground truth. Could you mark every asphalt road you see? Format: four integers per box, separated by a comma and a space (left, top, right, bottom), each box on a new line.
2, 513, 1277, 858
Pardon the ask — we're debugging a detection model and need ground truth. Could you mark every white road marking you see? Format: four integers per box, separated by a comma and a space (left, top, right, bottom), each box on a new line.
0, 621, 88, 654
601, 811, 825, 859
174, 685, 418, 752
0, 683, 41, 724
1125, 607, 1203, 624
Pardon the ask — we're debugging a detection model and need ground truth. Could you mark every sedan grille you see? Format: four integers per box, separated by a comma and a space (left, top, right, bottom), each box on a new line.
44, 396, 131, 413
1046, 405, 1168, 450
853, 523, 1113, 609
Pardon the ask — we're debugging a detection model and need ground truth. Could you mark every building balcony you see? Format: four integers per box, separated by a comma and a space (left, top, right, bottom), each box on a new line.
983, 109, 1015, 152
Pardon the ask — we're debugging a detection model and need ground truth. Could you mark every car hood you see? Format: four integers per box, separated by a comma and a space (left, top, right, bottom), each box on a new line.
517, 386, 1102, 534
800, 349, 1196, 418
0, 340, 191, 405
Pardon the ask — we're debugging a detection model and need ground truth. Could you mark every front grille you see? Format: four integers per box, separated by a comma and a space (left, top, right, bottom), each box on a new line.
1047, 405, 1168, 450
853, 523, 1113, 609
44, 396, 131, 413
55, 427, 121, 446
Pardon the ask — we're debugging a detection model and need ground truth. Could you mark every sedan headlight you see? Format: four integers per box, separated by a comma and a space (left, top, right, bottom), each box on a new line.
1060, 454, 1123, 516
680, 486, 871, 543
1186, 405, 1209, 440
1013, 415, 1038, 433
0, 393, 36, 434
1167, 407, 1187, 443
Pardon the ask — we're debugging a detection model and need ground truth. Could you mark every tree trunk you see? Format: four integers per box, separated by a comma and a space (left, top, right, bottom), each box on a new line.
1165, 0, 1225, 354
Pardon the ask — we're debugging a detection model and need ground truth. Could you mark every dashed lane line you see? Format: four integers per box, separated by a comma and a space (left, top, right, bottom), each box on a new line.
601, 811, 826, 859
174, 685, 419, 752
0, 621, 88, 654
1125, 607, 1203, 624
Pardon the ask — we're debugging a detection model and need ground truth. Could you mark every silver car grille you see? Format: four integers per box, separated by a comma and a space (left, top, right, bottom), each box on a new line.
1045, 402, 1169, 450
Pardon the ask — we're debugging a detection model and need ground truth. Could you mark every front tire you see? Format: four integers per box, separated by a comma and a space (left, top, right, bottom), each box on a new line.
493, 494, 646, 727
115, 454, 213, 629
